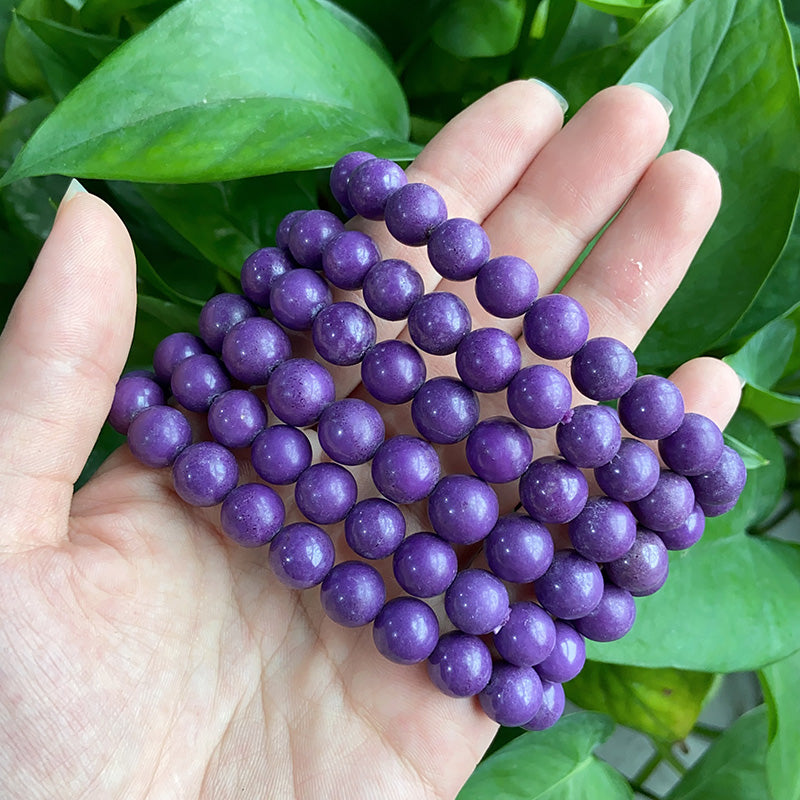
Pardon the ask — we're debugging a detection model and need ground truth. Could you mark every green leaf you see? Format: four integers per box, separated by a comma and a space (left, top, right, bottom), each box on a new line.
432, 0, 525, 58
457, 712, 632, 800
539, 0, 691, 112
119, 171, 317, 278
315, 0, 393, 66
137, 294, 200, 333
724, 433, 769, 470
666, 706, 769, 800
730, 199, 800, 339
760, 649, 800, 800
585, 536, 800, 671
2, 0, 415, 185
628, 0, 800, 367
741, 384, 800, 427
565, 662, 714, 743
724, 318, 796, 390
577, 0, 655, 20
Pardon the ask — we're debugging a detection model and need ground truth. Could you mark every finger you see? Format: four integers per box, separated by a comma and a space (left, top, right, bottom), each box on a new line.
0, 186, 136, 548
308, 80, 566, 388
437, 84, 672, 332
668, 357, 742, 431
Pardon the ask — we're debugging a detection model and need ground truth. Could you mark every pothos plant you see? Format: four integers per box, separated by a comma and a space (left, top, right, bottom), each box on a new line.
0, 0, 798, 797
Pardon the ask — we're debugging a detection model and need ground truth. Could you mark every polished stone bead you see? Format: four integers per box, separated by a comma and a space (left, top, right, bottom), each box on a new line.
317, 398, 385, 465
240, 247, 294, 307
455, 328, 521, 393
428, 475, 499, 545
385, 182, 447, 246
208, 389, 268, 448
320, 561, 385, 627
371, 435, 440, 504
427, 631, 493, 698
288, 209, 345, 269
362, 259, 425, 321
127, 405, 192, 468
361, 340, 426, 405
533, 549, 604, 620
251, 425, 312, 485
408, 292, 472, 356
373, 596, 439, 664
312, 301, 376, 366
221, 317, 291, 384
152, 332, 207, 385
478, 662, 543, 727
322, 230, 381, 290
485, 514, 554, 583
172, 441, 239, 507
268, 522, 335, 589
198, 293, 257, 352
411, 376, 479, 444
220, 483, 285, 547
475, 255, 538, 318
170, 353, 231, 413
269, 268, 332, 331
295, 462, 358, 524
109, 373, 165, 434
465, 416, 533, 483
345, 498, 406, 559
266, 358, 335, 427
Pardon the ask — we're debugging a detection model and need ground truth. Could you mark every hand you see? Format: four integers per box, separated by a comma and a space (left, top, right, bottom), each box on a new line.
0, 81, 741, 800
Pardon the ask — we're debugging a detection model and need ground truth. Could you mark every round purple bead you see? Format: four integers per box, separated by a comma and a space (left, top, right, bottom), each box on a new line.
494, 602, 556, 667
568, 496, 637, 563
361, 340, 426, 405
524, 294, 589, 361
594, 438, 660, 503
475, 255, 539, 319
295, 462, 358, 525
700, 498, 739, 517
345, 498, 406, 560
312, 301, 376, 366
347, 158, 408, 221
266, 358, 335, 427
109, 373, 165, 434
152, 332, 207, 385
556, 404, 621, 469
288, 209, 344, 270
208, 389, 267, 448
392, 531, 458, 597
170, 353, 231, 413
220, 483, 285, 547
251, 425, 312, 485
659, 413, 724, 477
428, 475, 499, 545
411, 376, 479, 444
330, 151, 375, 212
519, 456, 589, 524
427, 217, 490, 281
240, 247, 293, 307
689, 445, 747, 508
444, 568, 510, 636
570, 337, 637, 401
221, 317, 291, 384
629, 470, 695, 532
535, 621, 586, 683
320, 561, 385, 628
485, 514, 554, 584
408, 292, 472, 356
318, 398, 385, 465
384, 182, 447, 246
321, 230, 381, 290
427, 632, 493, 698
275, 209, 307, 251
658, 502, 705, 550
533, 549, 604, 620
572, 583, 636, 642
172, 441, 238, 507
466, 417, 533, 484
522, 679, 566, 731
269, 268, 332, 331
479, 662, 543, 727
455, 328, 521, 393
506, 364, 572, 429
127, 405, 192, 468
362, 259, 425, 321
605, 529, 669, 597
198, 293, 257, 352
268, 522, 335, 589
371, 435, 440, 504
618, 375, 685, 440
372, 596, 439, 664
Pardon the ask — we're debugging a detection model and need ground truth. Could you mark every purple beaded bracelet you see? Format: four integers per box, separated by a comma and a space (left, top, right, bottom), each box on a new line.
110, 150, 746, 730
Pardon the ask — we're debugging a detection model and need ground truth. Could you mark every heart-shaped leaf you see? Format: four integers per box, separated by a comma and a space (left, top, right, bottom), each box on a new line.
585, 535, 800, 672
625, 0, 800, 367
457, 712, 632, 799
565, 662, 714, 743
760, 649, 800, 800
2, 0, 416, 185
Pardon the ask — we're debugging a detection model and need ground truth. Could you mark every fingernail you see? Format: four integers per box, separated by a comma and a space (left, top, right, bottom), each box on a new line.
529, 78, 569, 114
60, 178, 87, 207
623, 82, 673, 118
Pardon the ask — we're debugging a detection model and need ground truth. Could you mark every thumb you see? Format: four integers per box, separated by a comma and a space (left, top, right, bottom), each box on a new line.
0, 182, 136, 549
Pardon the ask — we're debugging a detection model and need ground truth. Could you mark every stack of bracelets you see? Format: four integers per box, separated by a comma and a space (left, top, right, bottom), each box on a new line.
108, 152, 746, 730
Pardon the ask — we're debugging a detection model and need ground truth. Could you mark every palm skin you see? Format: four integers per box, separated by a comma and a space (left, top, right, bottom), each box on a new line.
0, 81, 741, 800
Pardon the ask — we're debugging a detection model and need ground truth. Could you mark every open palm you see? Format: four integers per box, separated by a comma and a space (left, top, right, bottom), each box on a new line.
0, 82, 740, 800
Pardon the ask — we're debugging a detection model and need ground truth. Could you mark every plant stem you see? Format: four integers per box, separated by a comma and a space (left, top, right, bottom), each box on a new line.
629, 785, 661, 800
657, 743, 687, 775
631, 750, 662, 786
692, 722, 723, 739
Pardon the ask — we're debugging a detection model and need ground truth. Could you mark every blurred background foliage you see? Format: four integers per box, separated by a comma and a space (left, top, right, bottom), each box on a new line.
0, 0, 798, 797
